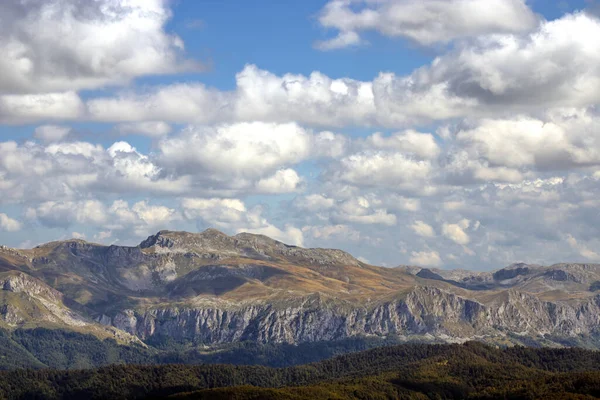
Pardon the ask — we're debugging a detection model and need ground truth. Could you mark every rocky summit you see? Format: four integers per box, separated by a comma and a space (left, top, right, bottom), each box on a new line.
1, 229, 600, 348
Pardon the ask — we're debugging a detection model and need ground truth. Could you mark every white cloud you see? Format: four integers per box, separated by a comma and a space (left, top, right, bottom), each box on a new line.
34, 125, 71, 142
312, 131, 349, 158
106, 200, 180, 237
566, 234, 600, 261
0, 126, 337, 206
94, 231, 113, 242
294, 194, 336, 212
0, 139, 189, 204
4, 12, 600, 128
0, 0, 197, 94
400, 13, 600, 114
0, 91, 84, 123
410, 250, 442, 267
107, 141, 160, 181
316, 0, 537, 48
5, 5, 600, 271
455, 110, 600, 171
334, 197, 397, 226
27, 200, 107, 228
411, 221, 435, 238
442, 220, 471, 245
315, 30, 363, 50
303, 224, 360, 241
127, 201, 180, 231
182, 198, 248, 228
233, 65, 376, 127
158, 122, 312, 179
364, 130, 440, 159
56, 12, 600, 129
328, 151, 433, 194
87, 64, 376, 127
116, 121, 172, 137
384, 195, 421, 212
255, 169, 303, 194
26, 199, 180, 238
0, 213, 21, 232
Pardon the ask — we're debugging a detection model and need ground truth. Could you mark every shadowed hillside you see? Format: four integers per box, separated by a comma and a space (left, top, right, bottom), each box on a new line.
1, 342, 600, 399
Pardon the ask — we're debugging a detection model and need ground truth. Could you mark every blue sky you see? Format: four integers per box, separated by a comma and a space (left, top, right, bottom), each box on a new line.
2, 0, 600, 270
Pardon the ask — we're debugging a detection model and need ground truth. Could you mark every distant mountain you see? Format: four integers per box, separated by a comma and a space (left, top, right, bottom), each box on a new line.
2, 229, 600, 350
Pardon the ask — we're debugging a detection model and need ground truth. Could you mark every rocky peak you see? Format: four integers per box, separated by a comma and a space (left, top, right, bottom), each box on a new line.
138, 229, 362, 267
140, 229, 236, 251
492, 264, 533, 281
0, 245, 30, 262
0, 271, 62, 302
35, 239, 101, 255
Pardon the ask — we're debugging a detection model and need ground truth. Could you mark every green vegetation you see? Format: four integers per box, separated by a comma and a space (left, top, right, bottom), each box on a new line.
0, 327, 413, 370
11, 329, 152, 370
1, 341, 600, 399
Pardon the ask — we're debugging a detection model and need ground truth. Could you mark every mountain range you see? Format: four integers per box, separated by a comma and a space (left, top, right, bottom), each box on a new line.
1, 228, 600, 351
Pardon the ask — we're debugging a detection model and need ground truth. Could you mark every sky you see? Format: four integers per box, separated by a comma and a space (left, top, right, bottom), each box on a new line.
1, 0, 600, 270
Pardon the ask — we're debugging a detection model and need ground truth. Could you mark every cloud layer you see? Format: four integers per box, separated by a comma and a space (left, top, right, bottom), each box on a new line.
2, 1, 600, 270
315, 0, 537, 49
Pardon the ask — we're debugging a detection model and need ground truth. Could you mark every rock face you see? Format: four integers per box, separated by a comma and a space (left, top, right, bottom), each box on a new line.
2, 229, 600, 347
106, 286, 600, 345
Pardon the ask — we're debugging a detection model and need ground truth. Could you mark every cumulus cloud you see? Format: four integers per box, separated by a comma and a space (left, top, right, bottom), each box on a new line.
566, 234, 600, 261
87, 64, 376, 127
27, 199, 180, 238
108, 200, 181, 236
34, 125, 71, 143
182, 198, 249, 228
0, 124, 320, 205
0, 213, 21, 232
411, 221, 435, 238
0, 91, 84, 124
4, 12, 600, 128
153, 122, 347, 195
397, 13, 600, 114
5, 3, 600, 271
116, 121, 172, 137
327, 152, 433, 194
255, 169, 303, 194
333, 197, 397, 226
442, 219, 471, 245
158, 122, 311, 178
302, 224, 360, 241
364, 130, 440, 159
409, 250, 442, 267
94, 231, 113, 242
0, 138, 189, 204
456, 110, 600, 171
315, 0, 537, 48
314, 30, 363, 50
26, 200, 107, 229
293, 194, 336, 212
0, 0, 197, 94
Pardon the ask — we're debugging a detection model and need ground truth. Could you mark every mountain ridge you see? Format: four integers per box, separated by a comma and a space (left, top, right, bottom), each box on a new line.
2, 229, 600, 349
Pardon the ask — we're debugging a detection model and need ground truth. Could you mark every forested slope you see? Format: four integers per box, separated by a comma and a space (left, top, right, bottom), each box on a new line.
1, 342, 600, 399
